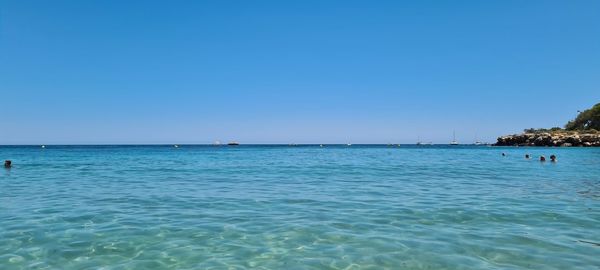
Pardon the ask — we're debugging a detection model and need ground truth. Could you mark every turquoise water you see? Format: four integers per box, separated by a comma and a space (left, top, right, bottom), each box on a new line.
1, 145, 598, 269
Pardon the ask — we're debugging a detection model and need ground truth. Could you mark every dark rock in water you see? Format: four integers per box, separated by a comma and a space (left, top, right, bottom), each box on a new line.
495, 132, 600, 147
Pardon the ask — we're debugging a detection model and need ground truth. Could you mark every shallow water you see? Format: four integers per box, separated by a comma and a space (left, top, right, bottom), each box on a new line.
1, 145, 599, 269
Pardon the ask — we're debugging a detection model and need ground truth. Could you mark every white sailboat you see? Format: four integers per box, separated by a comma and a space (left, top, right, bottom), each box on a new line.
450, 131, 459, 145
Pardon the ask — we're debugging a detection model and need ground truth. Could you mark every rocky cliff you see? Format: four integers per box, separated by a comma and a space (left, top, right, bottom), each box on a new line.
495, 132, 600, 147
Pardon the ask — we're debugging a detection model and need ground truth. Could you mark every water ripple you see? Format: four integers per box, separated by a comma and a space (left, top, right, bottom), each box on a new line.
1, 145, 599, 269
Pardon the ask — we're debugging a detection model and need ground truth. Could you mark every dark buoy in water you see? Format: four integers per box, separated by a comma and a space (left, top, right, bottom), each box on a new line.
550, 155, 557, 162
4, 160, 11, 168
540, 155, 546, 162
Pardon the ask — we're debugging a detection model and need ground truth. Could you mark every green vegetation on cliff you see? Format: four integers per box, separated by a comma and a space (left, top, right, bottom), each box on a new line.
523, 103, 600, 134
565, 102, 600, 131
497, 103, 600, 147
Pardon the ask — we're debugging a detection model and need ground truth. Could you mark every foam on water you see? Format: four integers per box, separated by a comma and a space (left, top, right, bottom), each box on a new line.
1, 145, 599, 269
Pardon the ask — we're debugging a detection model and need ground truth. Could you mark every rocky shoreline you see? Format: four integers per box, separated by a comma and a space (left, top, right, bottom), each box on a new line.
495, 132, 600, 147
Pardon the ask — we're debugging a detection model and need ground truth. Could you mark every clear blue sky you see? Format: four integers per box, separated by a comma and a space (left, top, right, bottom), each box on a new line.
1, 1, 599, 144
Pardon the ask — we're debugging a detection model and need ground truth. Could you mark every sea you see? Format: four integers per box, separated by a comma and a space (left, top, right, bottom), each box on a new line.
0, 145, 598, 269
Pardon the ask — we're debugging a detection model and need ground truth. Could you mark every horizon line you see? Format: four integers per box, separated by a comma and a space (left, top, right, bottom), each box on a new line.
0, 143, 493, 146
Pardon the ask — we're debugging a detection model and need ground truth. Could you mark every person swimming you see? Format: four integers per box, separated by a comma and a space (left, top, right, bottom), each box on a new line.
4, 160, 11, 168
525, 154, 530, 159
540, 155, 546, 162
550, 155, 557, 162
502, 153, 506, 156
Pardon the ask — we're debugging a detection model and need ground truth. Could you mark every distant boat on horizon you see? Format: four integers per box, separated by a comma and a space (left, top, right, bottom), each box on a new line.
474, 133, 482, 145
450, 131, 459, 145
227, 142, 239, 146
416, 136, 433, 145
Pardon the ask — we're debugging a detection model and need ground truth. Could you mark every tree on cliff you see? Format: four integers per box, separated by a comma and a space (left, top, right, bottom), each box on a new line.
565, 103, 600, 131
